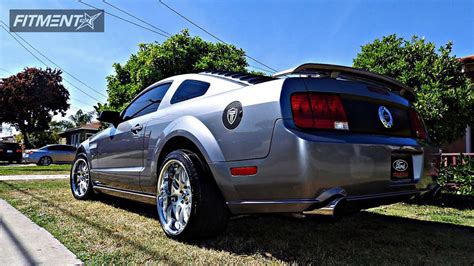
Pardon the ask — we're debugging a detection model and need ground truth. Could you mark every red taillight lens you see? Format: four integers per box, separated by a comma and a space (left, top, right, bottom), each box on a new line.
16, 149, 22, 153
409, 109, 428, 139
291, 93, 349, 130
291, 94, 314, 128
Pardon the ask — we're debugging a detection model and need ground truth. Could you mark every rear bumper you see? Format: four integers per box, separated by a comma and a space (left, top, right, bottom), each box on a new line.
210, 119, 440, 214
0, 154, 22, 162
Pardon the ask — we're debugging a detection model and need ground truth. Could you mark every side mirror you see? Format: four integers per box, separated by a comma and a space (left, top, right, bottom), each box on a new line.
98, 111, 121, 127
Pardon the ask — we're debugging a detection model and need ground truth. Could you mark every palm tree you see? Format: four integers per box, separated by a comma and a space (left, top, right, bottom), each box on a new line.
69, 109, 94, 127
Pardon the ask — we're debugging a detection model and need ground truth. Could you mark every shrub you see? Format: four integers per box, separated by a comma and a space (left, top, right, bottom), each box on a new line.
438, 154, 474, 195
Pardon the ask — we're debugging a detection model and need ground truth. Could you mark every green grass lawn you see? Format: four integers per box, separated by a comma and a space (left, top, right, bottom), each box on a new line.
0, 179, 472, 264
0, 164, 71, 175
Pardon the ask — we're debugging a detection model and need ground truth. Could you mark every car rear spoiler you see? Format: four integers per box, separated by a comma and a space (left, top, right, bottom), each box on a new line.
272, 63, 416, 101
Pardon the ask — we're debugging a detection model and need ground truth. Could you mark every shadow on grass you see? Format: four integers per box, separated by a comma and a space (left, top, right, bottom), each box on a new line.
2, 181, 473, 264
408, 193, 473, 210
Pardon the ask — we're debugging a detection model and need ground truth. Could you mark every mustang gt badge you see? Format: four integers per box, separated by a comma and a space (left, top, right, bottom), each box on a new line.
378, 106, 393, 128
223, 101, 243, 129
393, 159, 408, 172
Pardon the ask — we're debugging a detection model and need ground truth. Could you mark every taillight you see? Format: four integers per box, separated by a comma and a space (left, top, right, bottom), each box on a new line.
16, 149, 22, 153
291, 93, 349, 130
408, 109, 428, 140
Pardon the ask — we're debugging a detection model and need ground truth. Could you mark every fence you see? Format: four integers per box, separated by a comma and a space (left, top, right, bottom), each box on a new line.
441, 153, 474, 167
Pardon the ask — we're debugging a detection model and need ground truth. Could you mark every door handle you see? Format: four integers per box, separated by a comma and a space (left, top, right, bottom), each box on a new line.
131, 124, 143, 134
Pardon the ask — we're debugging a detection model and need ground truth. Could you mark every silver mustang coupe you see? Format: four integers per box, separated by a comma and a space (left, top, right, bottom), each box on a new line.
70, 63, 440, 239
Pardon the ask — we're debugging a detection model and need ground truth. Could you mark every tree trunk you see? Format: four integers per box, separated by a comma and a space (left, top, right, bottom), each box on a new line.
20, 127, 32, 149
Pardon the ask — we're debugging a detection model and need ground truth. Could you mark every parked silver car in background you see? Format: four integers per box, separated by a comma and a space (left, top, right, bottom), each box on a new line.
70, 63, 440, 240
24, 144, 77, 165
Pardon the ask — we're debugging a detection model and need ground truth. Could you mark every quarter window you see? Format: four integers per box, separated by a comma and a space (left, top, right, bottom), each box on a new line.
171, 80, 210, 104
122, 83, 172, 120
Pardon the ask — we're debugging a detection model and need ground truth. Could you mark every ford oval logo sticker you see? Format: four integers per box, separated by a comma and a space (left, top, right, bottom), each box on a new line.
223, 101, 243, 129
393, 159, 408, 172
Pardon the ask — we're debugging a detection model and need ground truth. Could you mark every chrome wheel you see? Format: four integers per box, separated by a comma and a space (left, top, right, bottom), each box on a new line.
71, 158, 90, 197
157, 159, 192, 236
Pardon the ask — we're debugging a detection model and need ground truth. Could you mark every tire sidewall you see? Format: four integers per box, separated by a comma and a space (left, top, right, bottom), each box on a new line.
39, 156, 52, 166
157, 150, 203, 239
70, 153, 93, 200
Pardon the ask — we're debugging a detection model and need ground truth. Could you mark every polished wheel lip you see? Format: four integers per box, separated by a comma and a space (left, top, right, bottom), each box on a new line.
157, 159, 192, 236
71, 158, 90, 197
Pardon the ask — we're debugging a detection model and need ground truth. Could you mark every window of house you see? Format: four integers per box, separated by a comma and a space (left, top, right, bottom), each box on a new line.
122, 82, 172, 120
171, 80, 210, 104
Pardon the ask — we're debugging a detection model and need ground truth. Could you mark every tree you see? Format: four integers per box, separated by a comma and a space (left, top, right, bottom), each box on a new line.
26, 120, 75, 148
69, 109, 94, 127
50, 119, 75, 132
103, 29, 248, 111
353, 35, 474, 144
0, 67, 69, 148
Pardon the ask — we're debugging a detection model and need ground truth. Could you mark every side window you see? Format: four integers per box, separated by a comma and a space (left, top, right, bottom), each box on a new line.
65, 146, 77, 151
48, 146, 59, 151
122, 83, 172, 120
171, 80, 210, 104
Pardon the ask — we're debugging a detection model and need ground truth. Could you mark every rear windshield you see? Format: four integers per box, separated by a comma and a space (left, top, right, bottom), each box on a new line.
0, 143, 20, 149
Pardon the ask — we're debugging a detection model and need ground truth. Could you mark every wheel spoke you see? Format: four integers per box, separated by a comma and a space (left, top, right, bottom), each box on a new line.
156, 159, 193, 235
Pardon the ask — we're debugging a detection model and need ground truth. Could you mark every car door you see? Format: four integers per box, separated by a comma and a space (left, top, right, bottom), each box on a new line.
63, 145, 77, 162
46, 145, 63, 162
51, 145, 68, 162
94, 82, 172, 191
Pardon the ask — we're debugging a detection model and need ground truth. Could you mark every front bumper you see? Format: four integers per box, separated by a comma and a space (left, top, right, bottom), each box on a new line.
211, 119, 439, 214
23, 154, 39, 163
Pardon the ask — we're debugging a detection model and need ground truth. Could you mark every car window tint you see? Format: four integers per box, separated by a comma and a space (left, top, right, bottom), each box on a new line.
57, 145, 68, 151
65, 146, 77, 151
48, 146, 58, 151
171, 80, 210, 104
122, 83, 172, 120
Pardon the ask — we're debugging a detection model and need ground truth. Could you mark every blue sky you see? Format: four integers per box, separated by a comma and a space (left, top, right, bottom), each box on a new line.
0, 0, 473, 116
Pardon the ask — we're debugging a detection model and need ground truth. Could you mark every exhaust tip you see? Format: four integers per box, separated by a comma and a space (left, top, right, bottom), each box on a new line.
303, 197, 347, 220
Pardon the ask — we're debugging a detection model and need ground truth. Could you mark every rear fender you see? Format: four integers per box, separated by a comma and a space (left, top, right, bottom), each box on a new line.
142, 116, 232, 195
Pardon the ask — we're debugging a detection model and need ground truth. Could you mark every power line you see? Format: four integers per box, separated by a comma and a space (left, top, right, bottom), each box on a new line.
0, 67, 14, 75
248, 64, 274, 74
0, 25, 104, 104
0, 20, 108, 99
78, 0, 170, 38
102, 0, 171, 37
158, 0, 278, 73
70, 96, 96, 107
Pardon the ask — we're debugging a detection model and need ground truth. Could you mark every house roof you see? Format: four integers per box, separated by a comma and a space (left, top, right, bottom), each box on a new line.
58, 122, 101, 136
460, 55, 474, 63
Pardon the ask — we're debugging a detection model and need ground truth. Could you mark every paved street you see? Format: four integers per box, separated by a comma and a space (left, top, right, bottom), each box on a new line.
0, 199, 82, 265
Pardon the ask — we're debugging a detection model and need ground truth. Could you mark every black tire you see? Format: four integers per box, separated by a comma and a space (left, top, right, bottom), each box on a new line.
16, 159, 22, 164
157, 149, 229, 240
37, 156, 52, 166
70, 153, 94, 200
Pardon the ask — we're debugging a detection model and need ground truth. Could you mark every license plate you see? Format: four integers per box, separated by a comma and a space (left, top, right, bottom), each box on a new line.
6, 150, 13, 153
391, 155, 413, 180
